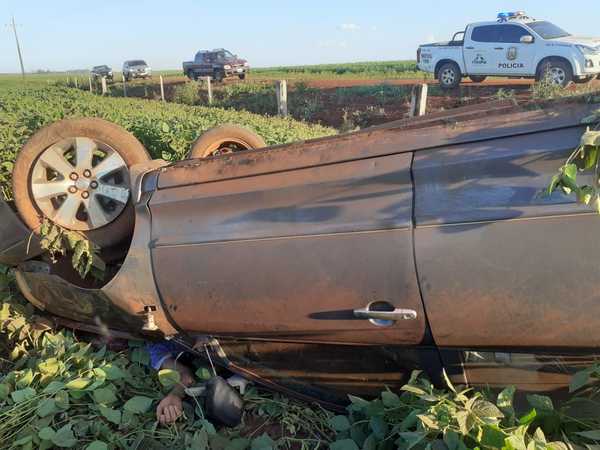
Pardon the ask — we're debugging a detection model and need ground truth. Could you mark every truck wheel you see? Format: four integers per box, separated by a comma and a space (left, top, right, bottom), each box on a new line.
438, 62, 461, 89
12, 118, 151, 248
469, 75, 487, 83
238, 73, 246, 80
189, 124, 266, 159
537, 60, 573, 87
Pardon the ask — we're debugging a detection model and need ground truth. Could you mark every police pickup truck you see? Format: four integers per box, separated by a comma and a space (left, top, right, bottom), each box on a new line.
417, 12, 600, 89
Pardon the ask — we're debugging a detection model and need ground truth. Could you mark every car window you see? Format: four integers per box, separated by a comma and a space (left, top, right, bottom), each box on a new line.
528, 21, 571, 39
471, 25, 502, 43
499, 25, 532, 43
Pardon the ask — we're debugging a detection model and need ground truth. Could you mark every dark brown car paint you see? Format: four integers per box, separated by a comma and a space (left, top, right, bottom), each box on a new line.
3, 98, 600, 404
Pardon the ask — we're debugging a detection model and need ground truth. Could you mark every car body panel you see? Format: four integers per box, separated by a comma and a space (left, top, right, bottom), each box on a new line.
0, 199, 43, 266
150, 153, 426, 345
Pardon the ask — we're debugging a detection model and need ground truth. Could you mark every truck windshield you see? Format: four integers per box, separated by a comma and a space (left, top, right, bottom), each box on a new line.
528, 21, 570, 39
128, 60, 147, 66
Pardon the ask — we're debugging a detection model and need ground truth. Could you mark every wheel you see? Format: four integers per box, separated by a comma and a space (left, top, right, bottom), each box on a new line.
189, 124, 266, 159
469, 75, 487, 83
213, 70, 224, 83
438, 62, 461, 89
12, 118, 151, 248
537, 60, 573, 87
238, 73, 246, 80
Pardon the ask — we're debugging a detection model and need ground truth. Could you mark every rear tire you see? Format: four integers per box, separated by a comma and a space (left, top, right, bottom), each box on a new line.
238, 73, 246, 80
12, 118, 150, 248
213, 70, 224, 83
536, 59, 573, 87
189, 124, 266, 159
438, 62, 461, 89
469, 75, 487, 83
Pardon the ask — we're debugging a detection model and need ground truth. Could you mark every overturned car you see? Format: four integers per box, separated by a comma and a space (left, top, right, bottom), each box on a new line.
2, 97, 600, 407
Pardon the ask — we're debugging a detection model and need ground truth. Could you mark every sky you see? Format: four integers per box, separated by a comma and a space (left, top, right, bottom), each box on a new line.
0, 0, 599, 73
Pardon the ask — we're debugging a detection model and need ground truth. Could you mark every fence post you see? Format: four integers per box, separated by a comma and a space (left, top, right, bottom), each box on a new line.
276, 80, 288, 117
418, 83, 428, 116
159, 75, 165, 101
204, 76, 213, 105
88, 76, 93, 93
101, 77, 107, 95
67, 76, 70, 86
122, 74, 127, 97
409, 83, 428, 117
74, 78, 78, 89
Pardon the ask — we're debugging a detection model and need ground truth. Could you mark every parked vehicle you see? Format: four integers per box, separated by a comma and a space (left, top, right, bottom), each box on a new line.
123, 60, 151, 81
417, 11, 600, 88
91, 65, 113, 81
183, 49, 249, 82
2, 97, 600, 406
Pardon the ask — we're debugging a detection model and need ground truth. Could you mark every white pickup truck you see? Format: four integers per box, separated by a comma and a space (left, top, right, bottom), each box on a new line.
417, 12, 600, 89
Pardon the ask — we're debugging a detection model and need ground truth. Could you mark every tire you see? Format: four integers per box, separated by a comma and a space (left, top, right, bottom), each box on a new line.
537, 59, 573, 87
438, 62, 462, 89
12, 118, 151, 248
238, 73, 246, 80
189, 124, 266, 159
469, 75, 487, 83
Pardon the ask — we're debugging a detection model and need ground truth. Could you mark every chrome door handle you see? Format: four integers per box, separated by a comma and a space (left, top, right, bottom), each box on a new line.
465, 46, 475, 50
494, 47, 504, 50
354, 307, 417, 321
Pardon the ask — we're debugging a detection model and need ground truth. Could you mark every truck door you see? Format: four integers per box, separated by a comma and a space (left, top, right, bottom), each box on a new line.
495, 24, 536, 76
464, 25, 503, 75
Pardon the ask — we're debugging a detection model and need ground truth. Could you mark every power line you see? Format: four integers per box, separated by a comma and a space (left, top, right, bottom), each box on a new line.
6, 16, 25, 78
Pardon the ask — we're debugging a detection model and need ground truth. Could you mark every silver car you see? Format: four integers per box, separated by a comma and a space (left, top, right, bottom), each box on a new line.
123, 60, 151, 81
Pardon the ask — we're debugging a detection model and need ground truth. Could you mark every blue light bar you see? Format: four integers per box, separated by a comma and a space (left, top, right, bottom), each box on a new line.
497, 11, 526, 22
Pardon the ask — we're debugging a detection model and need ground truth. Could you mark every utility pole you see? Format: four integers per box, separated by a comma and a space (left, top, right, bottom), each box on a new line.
6, 16, 25, 78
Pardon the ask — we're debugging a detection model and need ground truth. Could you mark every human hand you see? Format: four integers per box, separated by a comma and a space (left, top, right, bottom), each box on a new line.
156, 393, 183, 424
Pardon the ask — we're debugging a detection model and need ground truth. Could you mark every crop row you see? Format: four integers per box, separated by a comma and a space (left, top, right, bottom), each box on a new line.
0, 85, 335, 200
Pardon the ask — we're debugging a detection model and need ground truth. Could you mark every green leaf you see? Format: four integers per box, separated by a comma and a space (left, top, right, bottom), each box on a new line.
65, 377, 90, 390
16, 369, 34, 388
328, 415, 351, 432
99, 405, 122, 425
570, 368, 592, 392
472, 399, 504, 419
52, 423, 77, 448
36, 398, 58, 417
158, 368, 181, 389
577, 186, 596, 205
196, 366, 213, 381
370, 415, 389, 438
381, 390, 401, 408
398, 432, 426, 450
251, 434, 274, 450
130, 347, 150, 366
347, 394, 370, 411
497, 386, 515, 416
11, 387, 36, 403
0, 383, 9, 401
417, 414, 439, 430
100, 363, 127, 380
563, 163, 578, 180
38, 427, 56, 441
43, 381, 65, 394
527, 394, 553, 412
584, 146, 599, 170
444, 430, 460, 450
455, 410, 474, 435
575, 430, 600, 440
124, 395, 153, 414
519, 408, 537, 425
226, 438, 250, 450
505, 434, 527, 450
55, 390, 70, 410
329, 439, 359, 450
480, 425, 507, 448
161, 122, 170, 133
93, 387, 118, 405
86, 442, 108, 450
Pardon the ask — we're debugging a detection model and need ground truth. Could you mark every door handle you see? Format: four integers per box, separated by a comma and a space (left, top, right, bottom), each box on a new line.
494, 47, 504, 50
354, 307, 417, 321
465, 46, 475, 50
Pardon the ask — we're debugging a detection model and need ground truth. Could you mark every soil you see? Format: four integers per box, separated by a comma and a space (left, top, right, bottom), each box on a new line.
111, 75, 600, 129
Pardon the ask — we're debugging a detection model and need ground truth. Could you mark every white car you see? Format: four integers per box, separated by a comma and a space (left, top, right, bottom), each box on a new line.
122, 60, 152, 82
417, 12, 600, 88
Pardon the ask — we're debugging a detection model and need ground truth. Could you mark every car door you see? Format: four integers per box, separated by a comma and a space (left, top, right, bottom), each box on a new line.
464, 25, 503, 75
495, 24, 537, 76
147, 134, 430, 395
412, 105, 600, 350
